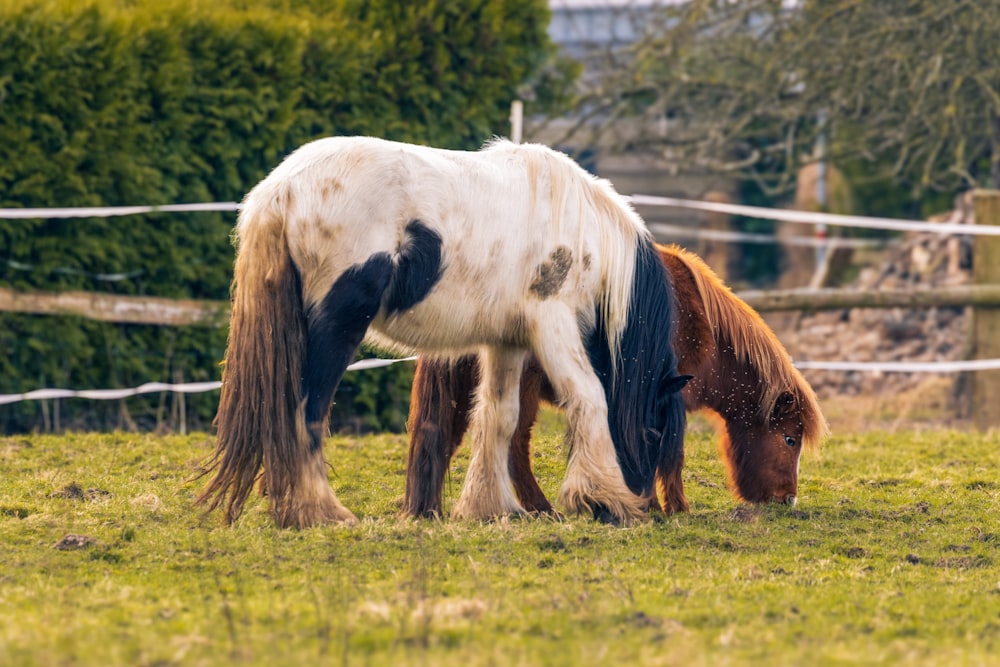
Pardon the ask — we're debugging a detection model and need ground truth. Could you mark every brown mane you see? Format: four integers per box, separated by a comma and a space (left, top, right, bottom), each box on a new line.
661, 244, 828, 447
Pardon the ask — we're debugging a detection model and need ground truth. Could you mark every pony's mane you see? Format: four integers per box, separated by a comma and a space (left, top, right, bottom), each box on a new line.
486, 139, 648, 367
664, 244, 828, 446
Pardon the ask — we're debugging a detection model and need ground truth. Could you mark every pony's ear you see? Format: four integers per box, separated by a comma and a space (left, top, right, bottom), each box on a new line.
661, 374, 693, 394
771, 391, 797, 421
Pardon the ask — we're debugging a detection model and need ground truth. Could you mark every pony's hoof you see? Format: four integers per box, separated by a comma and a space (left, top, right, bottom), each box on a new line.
400, 508, 443, 521
558, 485, 646, 526
660, 498, 690, 514
273, 500, 359, 529
592, 504, 620, 526
451, 494, 527, 521
451, 505, 527, 522
330, 507, 360, 527
452, 487, 526, 521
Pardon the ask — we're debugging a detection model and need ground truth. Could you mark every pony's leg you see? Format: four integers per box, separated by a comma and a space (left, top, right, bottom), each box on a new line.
451, 347, 528, 520
509, 357, 555, 514
654, 402, 689, 513
531, 312, 646, 525
655, 454, 690, 514
403, 355, 479, 518
404, 354, 553, 517
276, 256, 393, 528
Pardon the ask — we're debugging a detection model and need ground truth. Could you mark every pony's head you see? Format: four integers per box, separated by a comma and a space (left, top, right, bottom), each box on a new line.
710, 381, 825, 505
659, 244, 828, 506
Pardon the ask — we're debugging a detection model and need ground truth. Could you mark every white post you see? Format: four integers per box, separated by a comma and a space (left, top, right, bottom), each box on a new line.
509, 100, 523, 144
810, 110, 830, 289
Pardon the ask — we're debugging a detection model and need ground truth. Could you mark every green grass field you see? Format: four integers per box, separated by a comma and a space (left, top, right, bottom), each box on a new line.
2, 409, 999, 666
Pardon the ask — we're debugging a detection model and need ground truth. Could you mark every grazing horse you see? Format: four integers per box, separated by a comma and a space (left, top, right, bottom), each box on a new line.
403, 244, 827, 517
198, 136, 690, 528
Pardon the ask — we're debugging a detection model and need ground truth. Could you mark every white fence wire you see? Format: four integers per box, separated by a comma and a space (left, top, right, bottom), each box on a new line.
2, 195, 997, 234
2, 195, 997, 406
0, 357, 418, 406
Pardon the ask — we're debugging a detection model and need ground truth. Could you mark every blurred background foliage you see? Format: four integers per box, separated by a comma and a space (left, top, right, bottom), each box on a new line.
0, 0, 558, 433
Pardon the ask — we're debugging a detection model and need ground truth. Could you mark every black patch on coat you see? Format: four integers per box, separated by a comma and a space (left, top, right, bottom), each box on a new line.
385, 220, 443, 314
303, 254, 393, 451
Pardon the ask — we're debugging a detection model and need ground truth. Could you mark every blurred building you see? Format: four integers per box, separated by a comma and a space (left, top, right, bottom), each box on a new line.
548, 0, 677, 58
538, 0, 735, 274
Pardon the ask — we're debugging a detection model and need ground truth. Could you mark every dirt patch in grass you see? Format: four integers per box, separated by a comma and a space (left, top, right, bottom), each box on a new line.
53, 534, 98, 550
50, 483, 111, 502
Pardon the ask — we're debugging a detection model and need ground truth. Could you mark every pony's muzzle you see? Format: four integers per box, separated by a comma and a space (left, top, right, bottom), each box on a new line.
770, 494, 797, 507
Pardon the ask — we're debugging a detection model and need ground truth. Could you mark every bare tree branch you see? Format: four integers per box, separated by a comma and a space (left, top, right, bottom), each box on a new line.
550, 0, 1000, 193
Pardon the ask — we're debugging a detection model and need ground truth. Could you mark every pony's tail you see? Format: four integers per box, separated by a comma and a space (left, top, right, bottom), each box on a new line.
197, 189, 309, 525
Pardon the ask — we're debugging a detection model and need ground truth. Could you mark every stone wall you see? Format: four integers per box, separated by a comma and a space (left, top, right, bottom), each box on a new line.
774, 194, 974, 400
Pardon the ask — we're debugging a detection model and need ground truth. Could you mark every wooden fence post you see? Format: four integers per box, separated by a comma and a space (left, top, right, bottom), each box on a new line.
972, 189, 1000, 431
700, 191, 732, 282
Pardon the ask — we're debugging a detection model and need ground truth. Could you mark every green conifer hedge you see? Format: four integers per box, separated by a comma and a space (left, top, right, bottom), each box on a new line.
0, 0, 555, 433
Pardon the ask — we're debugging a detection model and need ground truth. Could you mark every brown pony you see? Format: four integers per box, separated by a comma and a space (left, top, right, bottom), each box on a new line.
403, 244, 827, 517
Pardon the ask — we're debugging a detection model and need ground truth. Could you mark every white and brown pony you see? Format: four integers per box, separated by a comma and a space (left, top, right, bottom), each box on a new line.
198, 137, 689, 528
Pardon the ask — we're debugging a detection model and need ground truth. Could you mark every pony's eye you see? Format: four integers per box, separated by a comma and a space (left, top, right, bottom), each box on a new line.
784, 435, 797, 448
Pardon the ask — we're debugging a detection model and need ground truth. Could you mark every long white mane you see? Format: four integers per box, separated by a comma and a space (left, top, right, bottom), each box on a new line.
479, 139, 651, 362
